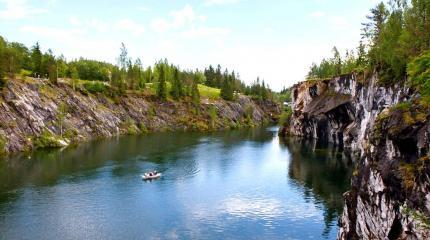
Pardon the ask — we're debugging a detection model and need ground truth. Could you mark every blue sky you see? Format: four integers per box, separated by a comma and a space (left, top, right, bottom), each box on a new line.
0, 0, 381, 90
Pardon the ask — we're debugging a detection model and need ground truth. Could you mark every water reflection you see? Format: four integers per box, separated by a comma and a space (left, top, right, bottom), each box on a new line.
0, 127, 352, 239
281, 137, 353, 236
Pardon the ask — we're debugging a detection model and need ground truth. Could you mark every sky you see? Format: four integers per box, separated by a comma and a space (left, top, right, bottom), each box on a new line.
0, 0, 382, 90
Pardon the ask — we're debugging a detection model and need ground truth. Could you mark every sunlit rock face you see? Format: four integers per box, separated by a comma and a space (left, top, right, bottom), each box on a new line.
0, 79, 280, 154
288, 73, 430, 239
290, 74, 408, 152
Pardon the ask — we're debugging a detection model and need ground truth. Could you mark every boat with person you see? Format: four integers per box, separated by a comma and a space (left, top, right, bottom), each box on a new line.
142, 171, 161, 180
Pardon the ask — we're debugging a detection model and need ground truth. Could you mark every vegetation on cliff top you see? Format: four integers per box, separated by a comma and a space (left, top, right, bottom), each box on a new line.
0, 35, 273, 102
307, 0, 430, 89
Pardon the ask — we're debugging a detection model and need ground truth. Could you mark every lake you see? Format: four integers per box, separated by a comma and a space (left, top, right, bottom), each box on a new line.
0, 127, 353, 240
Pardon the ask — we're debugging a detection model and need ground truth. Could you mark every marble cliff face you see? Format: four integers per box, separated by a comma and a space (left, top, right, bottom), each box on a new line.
0, 79, 280, 155
288, 74, 430, 239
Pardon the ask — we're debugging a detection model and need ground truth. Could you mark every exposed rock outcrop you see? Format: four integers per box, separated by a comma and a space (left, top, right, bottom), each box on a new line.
286, 73, 430, 239
0, 78, 280, 155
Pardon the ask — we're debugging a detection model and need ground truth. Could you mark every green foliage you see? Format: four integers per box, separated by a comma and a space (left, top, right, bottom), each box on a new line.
221, 71, 234, 101
191, 79, 200, 105
311, 0, 430, 86
171, 67, 183, 100
198, 84, 220, 99
83, 81, 109, 94
209, 106, 218, 128
33, 128, 65, 149
31, 42, 42, 77
407, 51, 430, 96
156, 64, 167, 101
0, 135, 6, 156
279, 106, 293, 126
120, 118, 139, 135
244, 105, 254, 126
0, 34, 272, 101
69, 58, 113, 81
247, 77, 271, 100
56, 103, 67, 138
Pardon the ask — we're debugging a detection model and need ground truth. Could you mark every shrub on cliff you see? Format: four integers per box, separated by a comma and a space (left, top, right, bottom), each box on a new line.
408, 51, 430, 97
33, 129, 66, 149
0, 135, 6, 156
83, 81, 109, 94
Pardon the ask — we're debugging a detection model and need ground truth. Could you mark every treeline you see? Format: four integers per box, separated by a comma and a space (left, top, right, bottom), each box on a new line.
204, 65, 271, 101
307, 0, 430, 87
0, 35, 273, 101
307, 46, 366, 80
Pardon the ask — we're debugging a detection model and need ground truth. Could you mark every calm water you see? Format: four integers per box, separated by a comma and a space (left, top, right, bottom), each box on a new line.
0, 127, 352, 240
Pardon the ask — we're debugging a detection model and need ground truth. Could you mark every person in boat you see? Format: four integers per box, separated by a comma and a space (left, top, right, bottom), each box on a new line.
148, 172, 153, 176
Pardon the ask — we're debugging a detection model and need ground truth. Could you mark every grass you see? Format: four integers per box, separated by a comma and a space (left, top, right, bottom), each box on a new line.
198, 84, 220, 100
144, 82, 221, 100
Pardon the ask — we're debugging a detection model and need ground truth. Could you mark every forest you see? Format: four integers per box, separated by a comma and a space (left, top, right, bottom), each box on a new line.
0, 38, 273, 102
307, 0, 430, 99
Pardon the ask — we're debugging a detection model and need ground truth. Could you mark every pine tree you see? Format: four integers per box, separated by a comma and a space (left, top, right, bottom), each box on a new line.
157, 64, 167, 101
0, 37, 6, 87
261, 80, 268, 100
171, 67, 182, 100
31, 42, 42, 77
332, 47, 342, 75
221, 72, 234, 101
70, 65, 79, 90
191, 78, 200, 105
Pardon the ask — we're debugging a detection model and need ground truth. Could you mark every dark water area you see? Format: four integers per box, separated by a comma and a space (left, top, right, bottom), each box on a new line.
0, 127, 353, 240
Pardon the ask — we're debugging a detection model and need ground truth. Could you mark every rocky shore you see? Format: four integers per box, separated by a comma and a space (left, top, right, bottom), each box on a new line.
0, 78, 280, 155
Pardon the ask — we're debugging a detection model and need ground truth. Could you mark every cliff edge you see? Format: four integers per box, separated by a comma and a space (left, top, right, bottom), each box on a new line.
286, 73, 430, 239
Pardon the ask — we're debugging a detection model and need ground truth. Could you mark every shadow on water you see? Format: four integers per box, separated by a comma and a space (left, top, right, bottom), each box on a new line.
280, 137, 354, 237
0, 127, 352, 239
0, 128, 274, 193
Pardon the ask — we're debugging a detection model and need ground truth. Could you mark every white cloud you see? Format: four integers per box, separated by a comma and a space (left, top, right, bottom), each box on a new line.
138, 6, 150, 12
0, 0, 47, 20
309, 11, 349, 28
89, 18, 109, 32
150, 18, 171, 33
69, 16, 81, 26
150, 4, 207, 33
19, 25, 118, 61
309, 11, 326, 18
329, 16, 349, 27
181, 26, 230, 38
115, 19, 145, 35
204, 0, 242, 6
68, 16, 108, 32
170, 4, 197, 28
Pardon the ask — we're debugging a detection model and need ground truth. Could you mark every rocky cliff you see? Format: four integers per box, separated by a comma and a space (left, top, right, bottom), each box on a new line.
0, 78, 280, 155
287, 73, 430, 239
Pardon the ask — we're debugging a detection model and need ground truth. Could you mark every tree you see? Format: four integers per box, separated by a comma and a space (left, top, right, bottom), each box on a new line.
332, 47, 342, 75
31, 42, 42, 77
157, 64, 167, 101
221, 71, 234, 101
56, 103, 67, 138
0, 37, 6, 86
171, 67, 183, 100
70, 65, 79, 90
191, 78, 200, 105
118, 43, 129, 88
362, 2, 388, 45
43, 49, 57, 84
261, 80, 268, 100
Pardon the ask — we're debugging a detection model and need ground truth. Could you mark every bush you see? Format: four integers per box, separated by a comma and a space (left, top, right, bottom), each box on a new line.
33, 128, 65, 149
0, 135, 6, 156
408, 51, 430, 97
83, 81, 108, 94
279, 106, 292, 126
